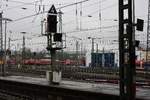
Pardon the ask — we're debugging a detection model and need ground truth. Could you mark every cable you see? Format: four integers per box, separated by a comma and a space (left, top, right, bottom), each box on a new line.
61, 0, 102, 16
14, 24, 41, 32
62, 0, 109, 16
83, 2, 117, 17
5, 0, 119, 38
3, 0, 72, 12
8, 0, 117, 26
62, 2, 118, 26
66, 25, 118, 33
6, 0, 89, 24
10, 34, 43, 42
63, 18, 118, 27
3, 0, 39, 5
2, 0, 40, 11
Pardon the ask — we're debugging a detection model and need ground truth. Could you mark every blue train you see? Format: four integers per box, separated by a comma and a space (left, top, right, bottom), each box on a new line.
91, 53, 115, 67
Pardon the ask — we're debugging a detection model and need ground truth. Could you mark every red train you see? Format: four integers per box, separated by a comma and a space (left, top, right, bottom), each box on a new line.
7, 58, 86, 66
135, 60, 144, 70
23, 59, 51, 65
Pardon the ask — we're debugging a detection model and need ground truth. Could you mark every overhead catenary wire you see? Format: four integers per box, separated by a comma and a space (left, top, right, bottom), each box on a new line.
5, 1, 118, 37
4, 0, 118, 33
61, 0, 108, 15
10, 34, 43, 42
85, 2, 117, 16
5, 0, 89, 24
2, 0, 146, 52
62, 2, 118, 26
66, 25, 118, 34
2, 0, 40, 11
10, 18, 118, 33
3, 0, 40, 5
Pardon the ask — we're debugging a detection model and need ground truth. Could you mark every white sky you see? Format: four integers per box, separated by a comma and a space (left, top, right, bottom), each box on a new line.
0, 0, 148, 52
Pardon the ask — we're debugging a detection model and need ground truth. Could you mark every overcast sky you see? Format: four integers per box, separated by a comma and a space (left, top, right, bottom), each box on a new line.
0, 0, 148, 52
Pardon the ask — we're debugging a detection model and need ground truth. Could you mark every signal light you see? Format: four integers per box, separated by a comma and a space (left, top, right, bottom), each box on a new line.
135, 40, 140, 47
47, 15, 57, 33
136, 19, 144, 31
54, 34, 62, 42
47, 5, 57, 33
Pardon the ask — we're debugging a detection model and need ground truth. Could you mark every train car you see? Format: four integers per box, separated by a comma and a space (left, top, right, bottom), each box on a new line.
39, 59, 51, 65
143, 62, 150, 70
91, 53, 115, 67
135, 60, 144, 70
23, 59, 51, 65
7, 58, 85, 66
7, 59, 16, 65
91, 53, 102, 67
104, 53, 115, 67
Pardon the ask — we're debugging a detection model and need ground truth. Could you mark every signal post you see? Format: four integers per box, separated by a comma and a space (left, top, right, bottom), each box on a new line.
45, 5, 63, 84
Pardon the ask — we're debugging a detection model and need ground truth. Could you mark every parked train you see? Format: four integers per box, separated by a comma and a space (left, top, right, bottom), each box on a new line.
1, 57, 148, 69
6, 58, 86, 66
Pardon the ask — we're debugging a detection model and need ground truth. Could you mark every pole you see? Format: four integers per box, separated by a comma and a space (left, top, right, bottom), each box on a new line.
58, 10, 64, 66
76, 41, 79, 66
22, 35, 25, 66
4, 21, 7, 64
0, 13, 3, 76
2, 20, 7, 76
81, 42, 83, 56
80, 3, 82, 30
41, 20, 44, 35
51, 49, 56, 72
91, 38, 94, 53
102, 47, 105, 67
96, 43, 98, 53
58, 10, 63, 33
75, 0, 79, 30
1, 18, 12, 76
4, 20, 6, 54
119, 0, 136, 100
146, 0, 150, 63
8, 37, 10, 49
0, 13, 3, 50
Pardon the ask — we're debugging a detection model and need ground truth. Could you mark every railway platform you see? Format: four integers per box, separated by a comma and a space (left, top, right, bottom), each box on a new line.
0, 76, 149, 100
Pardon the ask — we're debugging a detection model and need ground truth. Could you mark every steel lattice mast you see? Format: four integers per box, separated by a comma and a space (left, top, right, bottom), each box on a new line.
119, 0, 136, 100
146, 0, 150, 63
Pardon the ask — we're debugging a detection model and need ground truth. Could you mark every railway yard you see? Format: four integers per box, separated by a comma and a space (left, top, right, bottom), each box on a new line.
2, 65, 150, 86
0, 0, 150, 99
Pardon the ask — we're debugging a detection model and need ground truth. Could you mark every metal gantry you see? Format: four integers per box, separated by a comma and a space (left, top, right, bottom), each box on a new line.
146, 0, 150, 62
119, 0, 136, 100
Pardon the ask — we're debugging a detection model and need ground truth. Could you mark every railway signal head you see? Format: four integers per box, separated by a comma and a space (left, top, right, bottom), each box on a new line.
54, 33, 62, 42
136, 19, 144, 31
47, 5, 57, 33
135, 40, 140, 47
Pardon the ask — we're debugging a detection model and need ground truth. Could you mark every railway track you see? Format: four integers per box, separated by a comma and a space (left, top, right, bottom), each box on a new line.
2, 65, 149, 85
